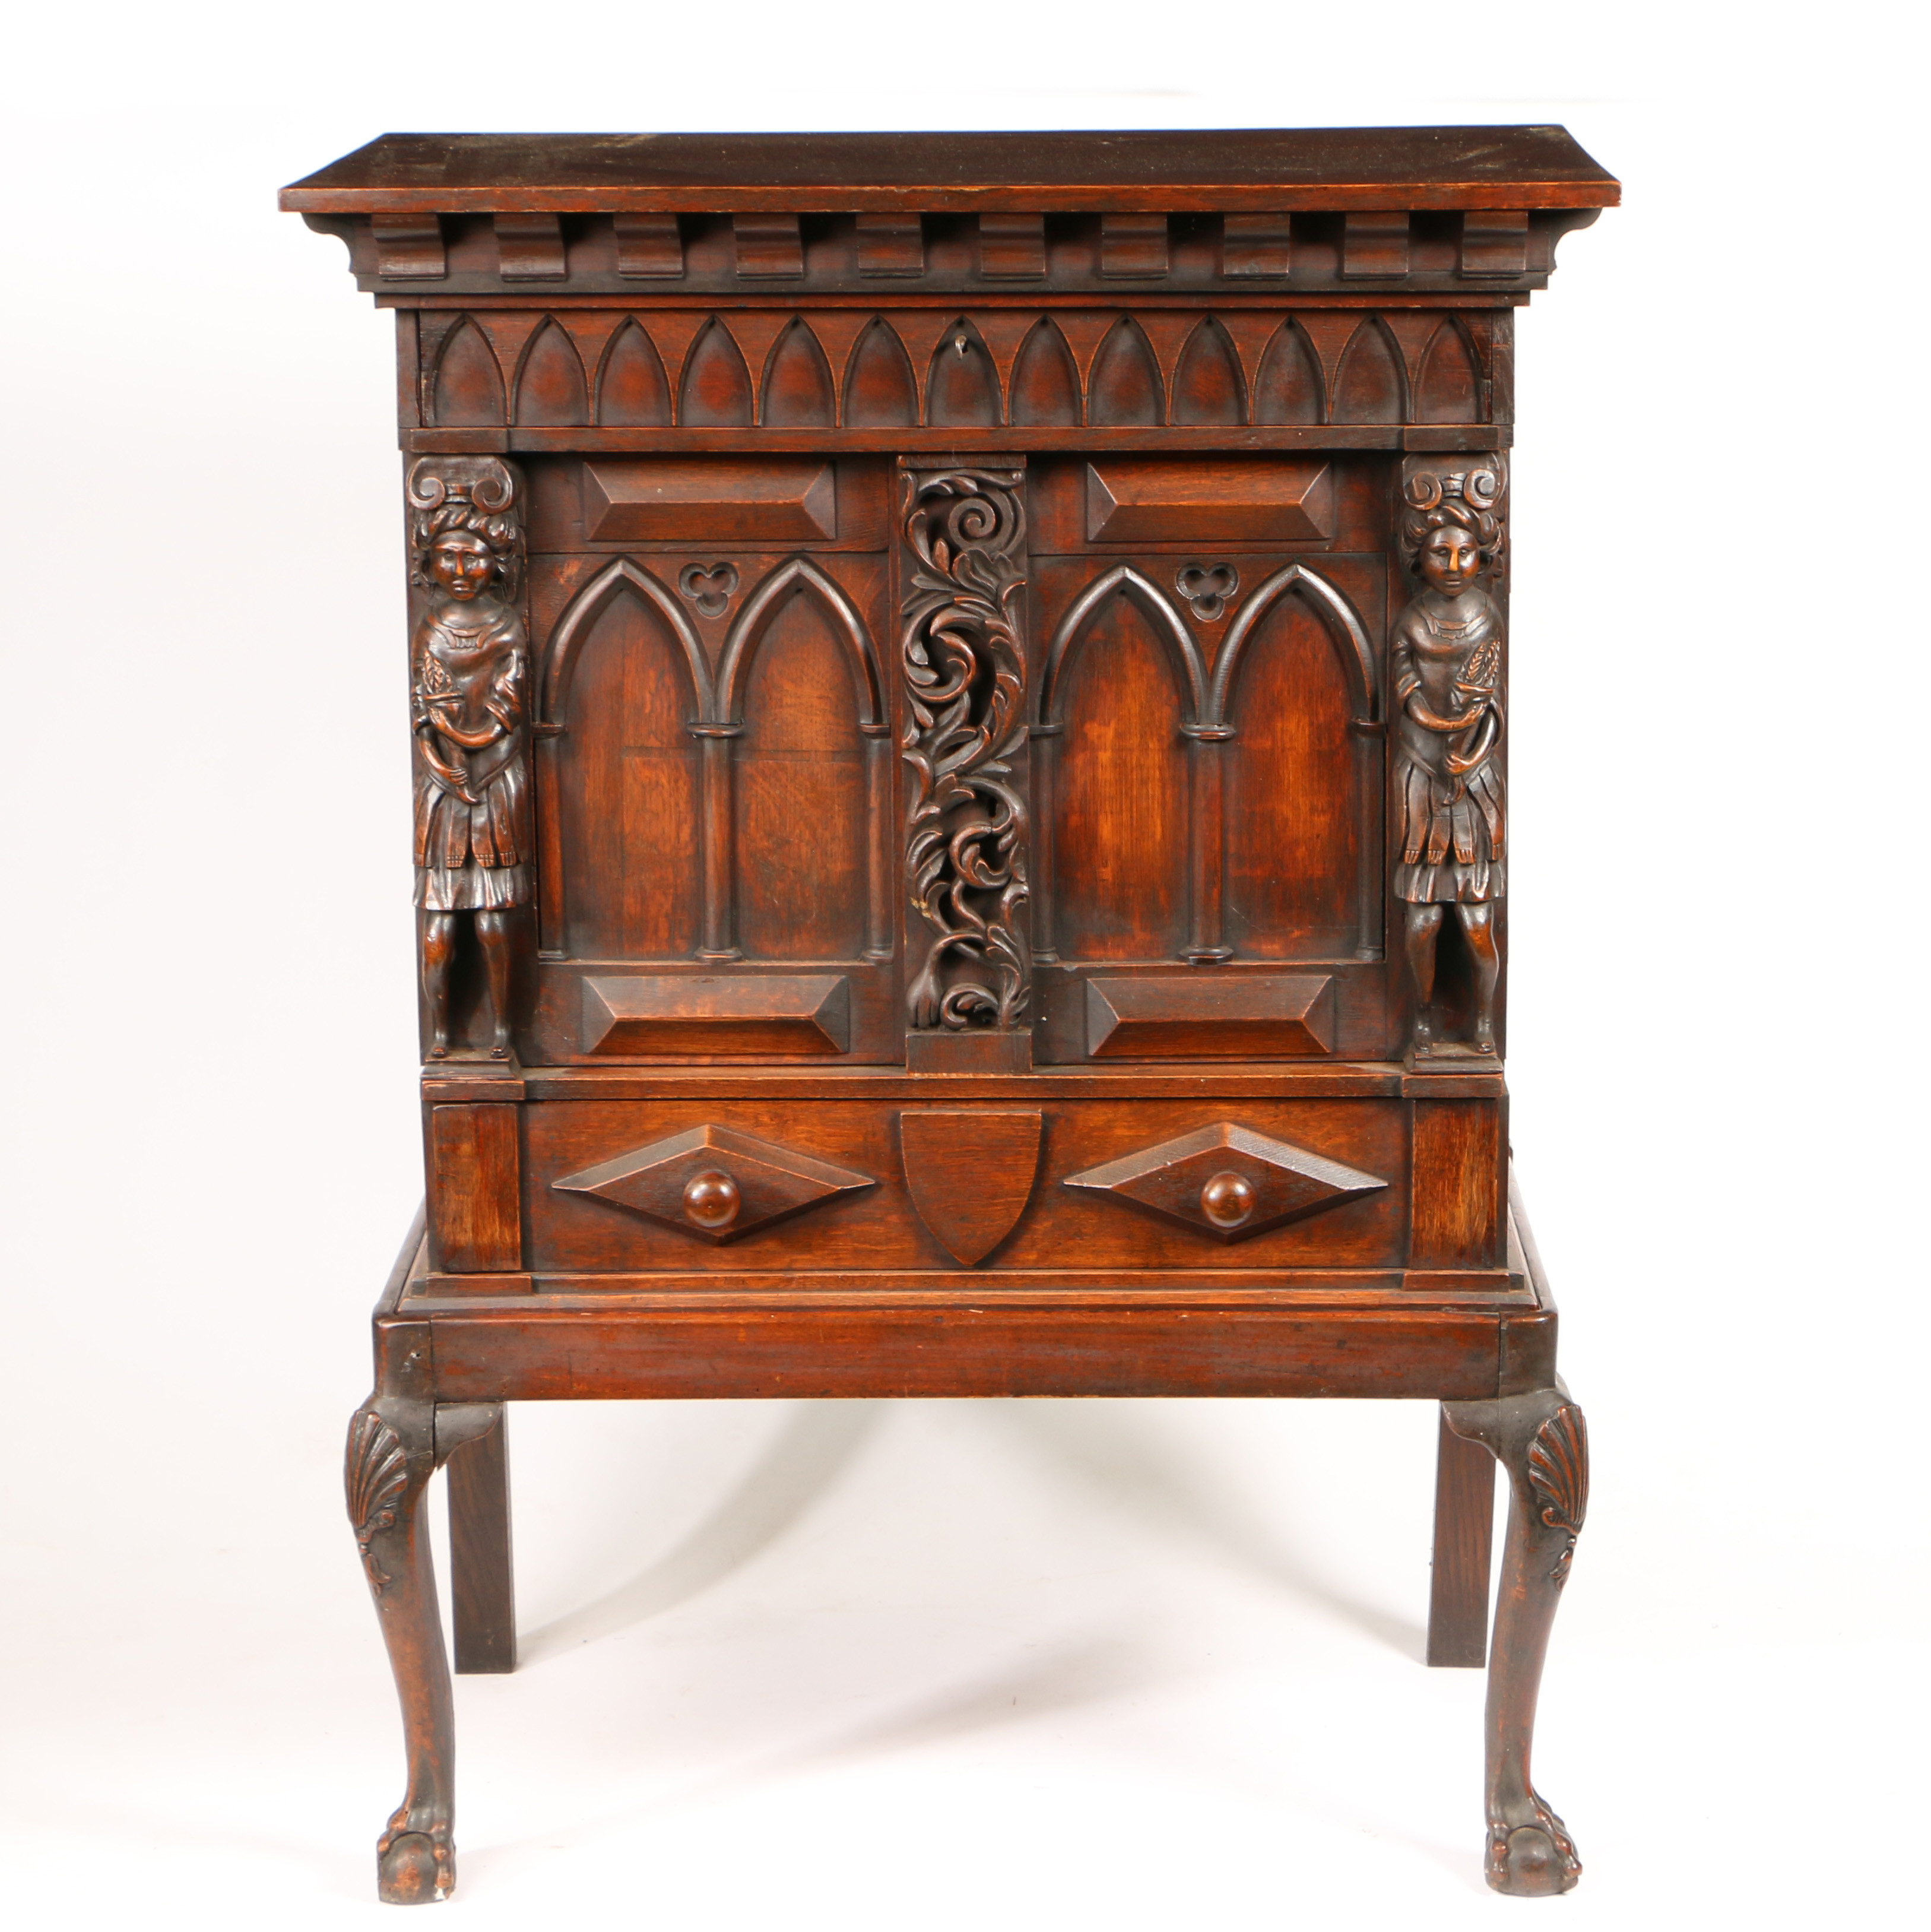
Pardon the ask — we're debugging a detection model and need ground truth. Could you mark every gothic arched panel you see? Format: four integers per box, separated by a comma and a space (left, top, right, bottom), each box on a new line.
431, 317, 504, 426
557, 588, 703, 960
1251, 321, 1323, 425
843, 318, 918, 427
1330, 317, 1405, 425
596, 319, 671, 426
1415, 320, 1482, 423
761, 319, 836, 427
1053, 594, 1191, 961
514, 318, 588, 426
925, 320, 1001, 426
1087, 316, 1164, 426
1171, 317, 1246, 425
1220, 591, 1358, 958
733, 590, 868, 961
678, 317, 754, 426
1009, 319, 1082, 426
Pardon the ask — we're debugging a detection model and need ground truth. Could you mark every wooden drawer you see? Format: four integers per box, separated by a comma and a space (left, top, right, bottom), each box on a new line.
520, 1094, 1414, 1279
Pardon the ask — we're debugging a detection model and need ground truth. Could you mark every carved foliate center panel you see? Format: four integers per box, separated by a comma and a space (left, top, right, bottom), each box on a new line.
1063, 1121, 1387, 1243
553, 1125, 874, 1243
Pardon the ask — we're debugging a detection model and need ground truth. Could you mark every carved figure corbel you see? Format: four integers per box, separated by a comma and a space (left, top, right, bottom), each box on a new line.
407, 456, 531, 1059
1391, 455, 1508, 1057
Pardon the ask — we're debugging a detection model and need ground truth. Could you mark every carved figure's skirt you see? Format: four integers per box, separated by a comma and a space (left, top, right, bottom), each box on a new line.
1395, 856, 1504, 903
415, 862, 531, 912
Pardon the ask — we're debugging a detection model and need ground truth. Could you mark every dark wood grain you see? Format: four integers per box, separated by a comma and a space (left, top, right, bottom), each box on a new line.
301, 123, 1609, 1904
1427, 1404, 1495, 1667
446, 1406, 516, 1674
281, 127, 1621, 213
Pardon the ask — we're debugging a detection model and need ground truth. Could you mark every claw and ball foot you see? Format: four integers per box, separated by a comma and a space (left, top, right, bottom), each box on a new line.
347, 1399, 456, 1904
1442, 1383, 1589, 1896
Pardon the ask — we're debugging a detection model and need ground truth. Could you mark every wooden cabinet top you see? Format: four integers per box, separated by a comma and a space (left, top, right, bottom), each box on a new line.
281, 126, 1619, 214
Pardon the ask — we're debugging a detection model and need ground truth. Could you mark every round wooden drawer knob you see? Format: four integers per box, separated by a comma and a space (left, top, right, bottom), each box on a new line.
683, 1168, 741, 1230
1200, 1169, 1256, 1229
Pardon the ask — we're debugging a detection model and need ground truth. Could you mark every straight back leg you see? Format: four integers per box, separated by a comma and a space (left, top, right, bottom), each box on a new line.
1427, 1402, 1495, 1667
446, 1403, 516, 1674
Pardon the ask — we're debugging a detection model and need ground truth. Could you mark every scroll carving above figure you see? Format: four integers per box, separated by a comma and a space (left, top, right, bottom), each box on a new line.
407, 457, 531, 1059
898, 464, 1031, 1035
1392, 455, 1508, 1059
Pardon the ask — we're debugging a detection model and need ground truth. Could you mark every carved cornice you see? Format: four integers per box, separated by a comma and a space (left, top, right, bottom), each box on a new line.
303, 207, 1599, 300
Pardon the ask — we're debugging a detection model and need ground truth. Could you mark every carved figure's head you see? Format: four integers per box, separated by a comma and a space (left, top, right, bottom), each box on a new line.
426, 528, 496, 601
1399, 463, 1504, 590
408, 457, 523, 599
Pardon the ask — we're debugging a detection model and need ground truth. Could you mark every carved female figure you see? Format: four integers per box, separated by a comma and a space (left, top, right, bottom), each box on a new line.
408, 460, 529, 1058
1391, 461, 1507, 1054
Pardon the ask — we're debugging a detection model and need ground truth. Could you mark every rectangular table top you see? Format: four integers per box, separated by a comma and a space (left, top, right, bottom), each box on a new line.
281, 126, 1621, 215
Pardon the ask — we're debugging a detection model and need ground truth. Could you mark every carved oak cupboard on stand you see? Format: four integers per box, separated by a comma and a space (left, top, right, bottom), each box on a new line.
282, 127, 1617, 1904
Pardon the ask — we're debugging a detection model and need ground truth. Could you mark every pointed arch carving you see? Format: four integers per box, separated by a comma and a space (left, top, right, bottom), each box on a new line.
1253, 319, 1325, 425
541, 558, 712, 727
1330, 315, 1407, 425
925, 317, 1001, 426
844, 317, 918, 427
1009, 318, 1082, 426
716, 557, 884, 727
1086, 315, 1164, 426
1036, 568, 1202, 965
678, 316, 754, 426
1040, 566, 1206, 726
760, 318, 836, 427
512, 316, 589, 426
430, 316, 505, 427
1211, 564, 1383, 962
595, 318, 671, 426
1211, 564, 1377, 726
1415, 316, 1484, 423
1171, 316, 1247, 425
717, 557, 892, 962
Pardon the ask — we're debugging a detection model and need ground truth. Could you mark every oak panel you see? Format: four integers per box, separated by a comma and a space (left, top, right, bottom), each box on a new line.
430, 1104, 522, 1272
1051, 589, 1190, 962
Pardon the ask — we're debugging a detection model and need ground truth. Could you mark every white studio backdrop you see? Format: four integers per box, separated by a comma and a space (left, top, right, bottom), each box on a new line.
1, 3, 1923, 1925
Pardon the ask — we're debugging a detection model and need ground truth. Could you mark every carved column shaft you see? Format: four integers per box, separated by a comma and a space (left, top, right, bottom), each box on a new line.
1181, 723, 1234, 962
692, 724, 743, 960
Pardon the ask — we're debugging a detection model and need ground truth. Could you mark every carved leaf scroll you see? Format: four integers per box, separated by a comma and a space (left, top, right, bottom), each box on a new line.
345, 1407, 411, 1594
898, 466, 1031, 1033
1526, 1404, 1588, 1588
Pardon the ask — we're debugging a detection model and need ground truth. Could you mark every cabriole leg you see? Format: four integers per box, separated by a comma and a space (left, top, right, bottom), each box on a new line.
346, 1396, 455, 1904
1441, 1383, 1589, 1896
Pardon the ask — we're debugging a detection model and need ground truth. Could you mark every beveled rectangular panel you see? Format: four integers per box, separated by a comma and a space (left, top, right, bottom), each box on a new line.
430, 1104, 522, 1272
582, 974, 850, 1056
581, 458, 836, 541
1085, 974, 1336, 1057
1085, 459, 1333, 543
